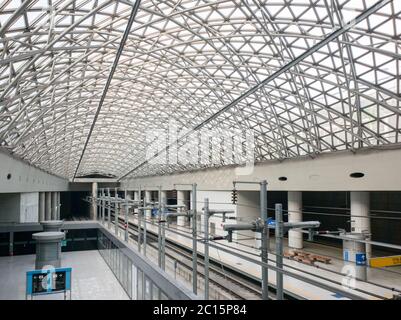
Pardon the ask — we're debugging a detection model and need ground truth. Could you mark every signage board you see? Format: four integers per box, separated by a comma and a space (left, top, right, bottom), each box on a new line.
26, 267, 72, 299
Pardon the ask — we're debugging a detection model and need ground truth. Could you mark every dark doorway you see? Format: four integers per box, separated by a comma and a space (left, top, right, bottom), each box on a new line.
60, 191, 90, 220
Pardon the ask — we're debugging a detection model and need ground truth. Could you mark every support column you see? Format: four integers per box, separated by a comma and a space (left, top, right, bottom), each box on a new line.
39, 192, 45, 222
350, 191, 371, 259
177, 191, 186, 226
236, 191, 259, 248
288, 191, 303, 249
107, 188, 111, 229
160, 191, 167, 207
145, 191, 152, 219
115, 188, 119, 235
133, 191, 139, 215
45, 192, 51, 221
51, 192, 57, 220
56, 192, 61, 220
91, 182, 98, 220
101, 189, 105, 223
127, 191, 133, 200
126, 191, 132, 215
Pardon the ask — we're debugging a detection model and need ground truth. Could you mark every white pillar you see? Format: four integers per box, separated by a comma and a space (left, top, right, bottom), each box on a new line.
51, 192, 57, 220
236, 191, 260, 248
350, 191, 371, 259
39, 192, 45, 222
133, 191, 139, 215
177, 191, 186, 226
288, 191, 303, 249
161, 191, 167, 206
45, 192, 51, 221
127, 191, 133, 200
145, 191, 152, 219
92, 182, 98, 220
57, 192, 61, 220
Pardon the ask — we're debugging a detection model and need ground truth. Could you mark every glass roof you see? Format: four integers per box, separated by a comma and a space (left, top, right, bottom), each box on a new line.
0, 0, 400, 180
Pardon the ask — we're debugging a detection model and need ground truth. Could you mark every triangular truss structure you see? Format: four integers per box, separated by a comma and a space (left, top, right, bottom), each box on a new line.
0, 0, 400, 180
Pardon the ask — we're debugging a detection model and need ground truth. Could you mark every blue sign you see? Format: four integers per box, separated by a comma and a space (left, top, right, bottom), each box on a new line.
266, 218, 275, 226
26, 267, 72, 297
343, 250, 349, 262
356, 253, 367, 266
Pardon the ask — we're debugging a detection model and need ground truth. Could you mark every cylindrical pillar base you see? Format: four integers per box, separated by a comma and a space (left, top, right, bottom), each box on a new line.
32, 232, 64, 270
342, 232, 368, 281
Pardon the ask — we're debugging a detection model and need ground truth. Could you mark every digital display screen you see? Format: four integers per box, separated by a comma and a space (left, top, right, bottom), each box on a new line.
54, 271, 66, 291
31, 271, 66, 294
32, 273, 48, 294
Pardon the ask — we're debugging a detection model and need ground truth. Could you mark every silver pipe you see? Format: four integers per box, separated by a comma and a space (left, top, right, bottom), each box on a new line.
260, 180, 269, 300
161, 191, 166, 270
275, 204, 284, 300
208, 209, 235, 214
192, 183, 198, 295
283, 221, 320, 229
114, 188, 118, 236
124, 189, 129, 242
204, 198, 209, 300
102, 189, 105, 224
143, 207, 147, 257
158, 187, 162, 268
165, 212, 188, 219
164, 204, 186, 209
223, 223, 257, 231
138, 186, 142, 253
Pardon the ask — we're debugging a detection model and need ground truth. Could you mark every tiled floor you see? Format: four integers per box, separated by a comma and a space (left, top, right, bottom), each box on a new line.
0, 250, 129, 300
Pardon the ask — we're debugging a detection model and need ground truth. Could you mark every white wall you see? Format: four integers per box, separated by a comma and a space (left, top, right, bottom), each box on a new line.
0, 150, 69, 193
121, 147, 401, 192
20, 192, 39, 223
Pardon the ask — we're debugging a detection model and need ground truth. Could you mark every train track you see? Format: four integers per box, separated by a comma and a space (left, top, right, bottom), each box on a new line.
112, 215, 297, 300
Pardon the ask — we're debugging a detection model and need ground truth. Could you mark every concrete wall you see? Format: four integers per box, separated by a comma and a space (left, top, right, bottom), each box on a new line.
20, 192, 39, 223
0, 150, 69, 193
0, 192, 40, 223
0, 193, 21, 222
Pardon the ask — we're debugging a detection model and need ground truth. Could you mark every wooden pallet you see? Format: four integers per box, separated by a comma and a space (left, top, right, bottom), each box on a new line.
284, 250, 332, 265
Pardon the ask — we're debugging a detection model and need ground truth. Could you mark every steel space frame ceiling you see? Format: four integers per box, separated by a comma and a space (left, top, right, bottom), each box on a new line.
0, 0, 400, 181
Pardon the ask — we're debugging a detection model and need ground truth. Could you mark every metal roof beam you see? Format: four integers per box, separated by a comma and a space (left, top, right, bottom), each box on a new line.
72, 0, 142, 181
117, 0, 392, 181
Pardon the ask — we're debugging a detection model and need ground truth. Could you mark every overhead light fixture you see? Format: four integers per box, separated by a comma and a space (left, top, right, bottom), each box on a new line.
350, 172, 365, 178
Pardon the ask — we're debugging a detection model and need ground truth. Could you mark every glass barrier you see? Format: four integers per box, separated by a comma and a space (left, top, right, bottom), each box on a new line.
98, 230, 170, 300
